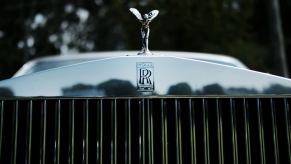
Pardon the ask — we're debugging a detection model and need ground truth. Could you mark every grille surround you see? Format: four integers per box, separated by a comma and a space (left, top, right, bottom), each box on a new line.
0, 96, 291, 164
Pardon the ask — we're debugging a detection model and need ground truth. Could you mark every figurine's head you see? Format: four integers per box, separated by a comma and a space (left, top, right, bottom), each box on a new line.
143, 14, 149, 19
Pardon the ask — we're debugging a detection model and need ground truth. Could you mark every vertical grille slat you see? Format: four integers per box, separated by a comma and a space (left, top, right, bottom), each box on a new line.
128, 99, 132, 164
12, 100, 19, 164
189, 99, 197, 164
0, 100, 3, 161
202, 99, 210, 164
284, 99, 291, 163
151, 100, 155, 164
257, 99, 266, 164
69, 100, 75, 164
125, 99, 131, 164
111, 99, 117, 164
175, 99, 182, 164
55, 100, 61, 164
270, 99, 280, 164
98, 99, 103, 164
83, 100, 89, 164
147, 99, 151, 164
243, 98, 252, 164
26, 100, 33, 164
230, 99, 238, 164
216, 99, 224, 164
161, 99, 168, 164
0, 97, 291, 163
147, 99, 154, 164
139, 99, 145, 164
40, 100, 47, 164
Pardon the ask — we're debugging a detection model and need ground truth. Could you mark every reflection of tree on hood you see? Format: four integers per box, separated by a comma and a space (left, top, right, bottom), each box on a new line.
0, 87, 14, 97
66, 84, 95, 90
167, 83, 192, 95
202, 84, 225, 95
192, 83, 225, 95
97, 79, 137, 96
263, 84, 291, 94
62, 79, 138, 96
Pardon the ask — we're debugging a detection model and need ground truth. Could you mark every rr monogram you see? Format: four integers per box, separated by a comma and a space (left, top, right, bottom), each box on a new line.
137, 62, 154, 92
139, 69, 152, 85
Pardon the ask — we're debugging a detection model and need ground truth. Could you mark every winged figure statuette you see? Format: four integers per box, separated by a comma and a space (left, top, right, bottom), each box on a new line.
129, 8, 159, 55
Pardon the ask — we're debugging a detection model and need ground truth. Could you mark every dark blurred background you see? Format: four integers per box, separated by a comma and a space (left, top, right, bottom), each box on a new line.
0, 0, 290, 80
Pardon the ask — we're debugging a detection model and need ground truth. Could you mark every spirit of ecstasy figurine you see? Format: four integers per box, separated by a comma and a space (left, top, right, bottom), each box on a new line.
129, 8, 159, 55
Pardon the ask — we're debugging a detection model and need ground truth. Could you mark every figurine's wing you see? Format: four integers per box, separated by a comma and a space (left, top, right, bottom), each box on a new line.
148, 10, 159, 21
129, 8, 143, 21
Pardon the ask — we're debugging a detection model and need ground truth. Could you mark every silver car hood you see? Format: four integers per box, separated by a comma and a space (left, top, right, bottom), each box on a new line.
0, 55, 291, 97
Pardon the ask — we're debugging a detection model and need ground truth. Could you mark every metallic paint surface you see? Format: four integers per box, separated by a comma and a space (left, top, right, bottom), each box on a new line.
1, 55, 291, 97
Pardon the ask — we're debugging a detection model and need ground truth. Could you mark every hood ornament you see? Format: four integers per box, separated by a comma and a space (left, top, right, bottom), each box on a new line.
129, 8, 159, 55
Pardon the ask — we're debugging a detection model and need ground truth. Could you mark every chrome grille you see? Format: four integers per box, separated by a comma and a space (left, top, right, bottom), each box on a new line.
0, 97, 291, 163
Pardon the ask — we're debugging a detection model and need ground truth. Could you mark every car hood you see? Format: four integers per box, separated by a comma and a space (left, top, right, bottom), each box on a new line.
0, 55, 291, 97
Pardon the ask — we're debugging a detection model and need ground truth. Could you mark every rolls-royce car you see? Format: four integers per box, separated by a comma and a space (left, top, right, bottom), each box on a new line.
0, 50, 290, 164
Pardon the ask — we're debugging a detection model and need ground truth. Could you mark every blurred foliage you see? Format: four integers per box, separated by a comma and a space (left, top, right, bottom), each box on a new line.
0, 0, 290, 79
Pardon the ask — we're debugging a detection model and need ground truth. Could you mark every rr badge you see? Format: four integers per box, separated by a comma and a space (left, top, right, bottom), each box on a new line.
137, 62, 154, 92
